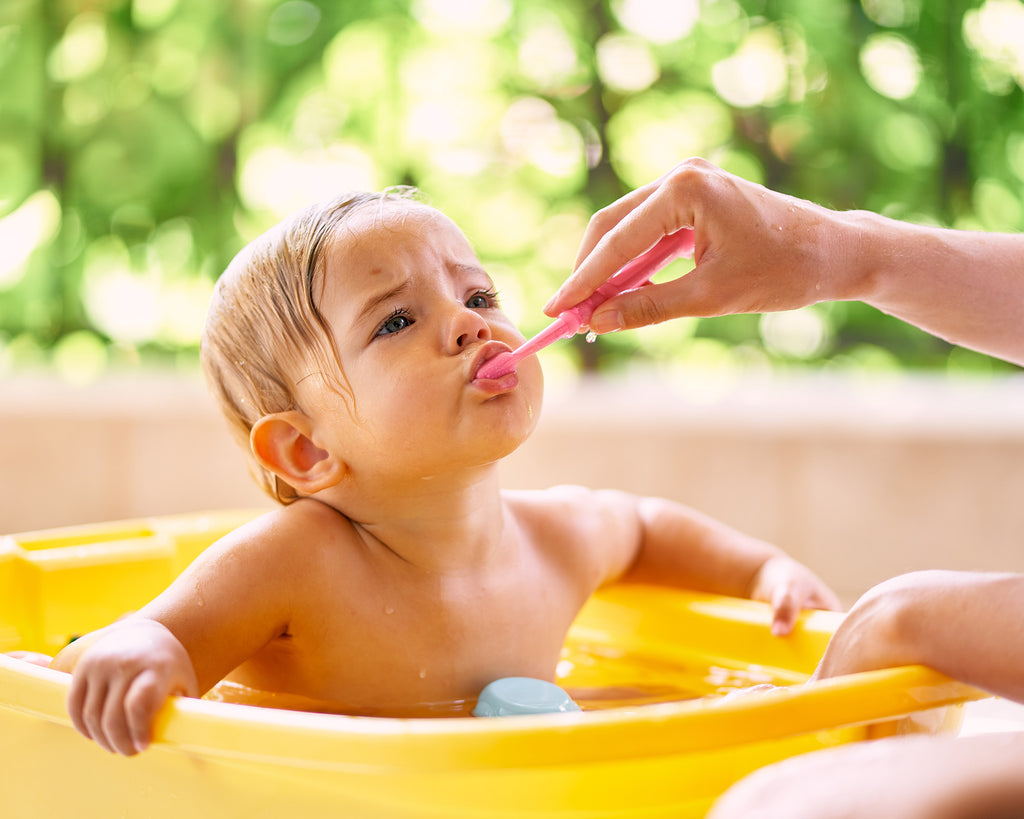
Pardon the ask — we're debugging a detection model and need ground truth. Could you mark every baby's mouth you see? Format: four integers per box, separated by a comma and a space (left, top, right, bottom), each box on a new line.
475, 351, 516, 380
471, 342, 514, 381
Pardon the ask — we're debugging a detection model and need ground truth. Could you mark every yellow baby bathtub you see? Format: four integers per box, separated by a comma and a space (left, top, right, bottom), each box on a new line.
0, 510, 981, 818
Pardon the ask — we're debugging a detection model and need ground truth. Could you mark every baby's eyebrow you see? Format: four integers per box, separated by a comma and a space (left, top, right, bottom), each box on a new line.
452, 262, 492, 283
356, 279, 411, 323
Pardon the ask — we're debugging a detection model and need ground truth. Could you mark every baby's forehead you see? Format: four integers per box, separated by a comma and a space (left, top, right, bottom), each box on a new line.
341, 199, 457, 237
318, 200, 485, 299
326, 201, 473, 268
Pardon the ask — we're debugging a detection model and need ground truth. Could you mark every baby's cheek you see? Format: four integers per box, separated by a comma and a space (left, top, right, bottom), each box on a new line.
523, 358, 545, 406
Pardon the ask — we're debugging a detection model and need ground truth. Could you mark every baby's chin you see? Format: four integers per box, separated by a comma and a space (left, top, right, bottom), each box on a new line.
457, 420, 540, 472
470, 432, 535, 468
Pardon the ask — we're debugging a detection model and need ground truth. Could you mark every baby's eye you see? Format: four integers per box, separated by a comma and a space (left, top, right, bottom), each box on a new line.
375, 309, 413, 337
466, 289, 499, 309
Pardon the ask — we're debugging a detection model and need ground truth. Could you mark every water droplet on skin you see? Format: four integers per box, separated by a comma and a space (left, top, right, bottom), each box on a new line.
418, 669, 427, 679
585, 330, 598, 343
384, 605, 395, 615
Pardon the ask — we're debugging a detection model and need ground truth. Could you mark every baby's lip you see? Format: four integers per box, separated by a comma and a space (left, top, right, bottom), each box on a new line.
471, 341, 514, 381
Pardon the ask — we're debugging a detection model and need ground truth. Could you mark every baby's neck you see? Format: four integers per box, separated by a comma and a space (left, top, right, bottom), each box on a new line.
329, 466, 512, 575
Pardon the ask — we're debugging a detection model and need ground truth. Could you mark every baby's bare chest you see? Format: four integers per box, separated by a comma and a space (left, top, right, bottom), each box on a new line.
238, 563, 587, 714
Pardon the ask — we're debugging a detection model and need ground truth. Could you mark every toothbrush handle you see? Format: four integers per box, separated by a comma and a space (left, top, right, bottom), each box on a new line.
557, 228, 695, 331
477, 229, 695, 380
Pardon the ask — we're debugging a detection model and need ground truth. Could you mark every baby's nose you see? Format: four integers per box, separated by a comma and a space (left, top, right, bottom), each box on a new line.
456, 323, 489, 347
451, 307, 492, 350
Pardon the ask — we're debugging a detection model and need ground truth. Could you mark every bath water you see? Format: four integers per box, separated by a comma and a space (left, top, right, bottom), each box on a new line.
202, 641, 786, 718
558, 641, 780, 711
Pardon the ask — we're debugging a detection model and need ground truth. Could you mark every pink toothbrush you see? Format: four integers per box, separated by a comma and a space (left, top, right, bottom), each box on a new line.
476, 228, 695, 380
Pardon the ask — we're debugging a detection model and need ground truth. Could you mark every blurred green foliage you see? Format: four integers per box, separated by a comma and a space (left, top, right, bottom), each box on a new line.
1, 0, 1023, 382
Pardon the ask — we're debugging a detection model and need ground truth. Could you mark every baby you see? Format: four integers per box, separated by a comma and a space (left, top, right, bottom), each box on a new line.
50, 189, 839, 755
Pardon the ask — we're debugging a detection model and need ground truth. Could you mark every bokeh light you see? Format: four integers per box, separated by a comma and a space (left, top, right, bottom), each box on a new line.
759, 307, 833, 360
860, 34, 921, 100
0, 191, 61, 289
963, 0, 1024, 91
413, 0, 511, 35
712, 26, 792, 108
596, 33, 659, 93
516, 15, 583, 90
860, 0, 921, 28
612, 0, 699, 44
608, 91, 733, 186
47, 13, 108, 83
500, 97, 585, 179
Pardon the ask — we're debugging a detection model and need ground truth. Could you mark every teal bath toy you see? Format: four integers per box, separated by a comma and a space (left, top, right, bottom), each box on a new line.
473, 677, 582, 717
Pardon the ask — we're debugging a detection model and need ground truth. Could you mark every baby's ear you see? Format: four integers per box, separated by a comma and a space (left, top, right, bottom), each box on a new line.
250, 411, 346, 495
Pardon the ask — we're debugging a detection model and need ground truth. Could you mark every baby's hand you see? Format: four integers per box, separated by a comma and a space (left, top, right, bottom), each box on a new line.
749, 555, 841, 636
5, 650, 54, 667
717, 683, 779, 703
62, 618, 198, 755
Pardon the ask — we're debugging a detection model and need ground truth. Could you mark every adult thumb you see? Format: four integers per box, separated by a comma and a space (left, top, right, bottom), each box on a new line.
589, 274, 704, 333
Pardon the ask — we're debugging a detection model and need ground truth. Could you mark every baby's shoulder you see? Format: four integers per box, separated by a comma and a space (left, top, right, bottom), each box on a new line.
502, 485, 641, 538
502, 486, 644, 589
208, 500, 363, 574
504, 483, 638, 511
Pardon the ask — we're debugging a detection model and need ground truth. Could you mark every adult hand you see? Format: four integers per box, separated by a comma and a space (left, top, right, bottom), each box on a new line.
545, 158, 864, 334
811, 570, 1024, 704
547, 157, 1024, 365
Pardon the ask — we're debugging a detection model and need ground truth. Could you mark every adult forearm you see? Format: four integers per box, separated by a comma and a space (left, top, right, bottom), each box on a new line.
707, 732, 1024, 819
850, 213, 1024, 365
933, 733, 1024, 819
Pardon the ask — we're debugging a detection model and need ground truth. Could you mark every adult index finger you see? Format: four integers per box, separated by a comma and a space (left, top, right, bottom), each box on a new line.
546, 168, 698, 315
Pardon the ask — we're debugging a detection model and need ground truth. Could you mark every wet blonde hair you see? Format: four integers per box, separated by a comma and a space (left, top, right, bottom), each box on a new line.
201, 189, 419, 504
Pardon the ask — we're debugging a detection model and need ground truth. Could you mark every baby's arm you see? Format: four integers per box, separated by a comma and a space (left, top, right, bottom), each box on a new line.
51, 506, 320, 755
813, 570, 1024, 702
618, 495, 840, 634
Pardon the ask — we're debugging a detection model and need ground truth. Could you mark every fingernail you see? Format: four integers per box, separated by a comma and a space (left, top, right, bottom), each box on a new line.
590, 310, 623, 334
542, 293, 562, 314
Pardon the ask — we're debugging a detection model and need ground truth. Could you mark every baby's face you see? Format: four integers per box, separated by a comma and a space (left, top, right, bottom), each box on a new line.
299, 201, 543, 482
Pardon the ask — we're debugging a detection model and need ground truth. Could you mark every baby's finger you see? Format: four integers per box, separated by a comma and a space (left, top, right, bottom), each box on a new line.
770, 587, 800, 637
811, 585, 842, 612
7, 650, 53, 667
100, 675, 139, 756
124, 669, 169, 753
79, 675, 116, 753
66, 672, 92, 741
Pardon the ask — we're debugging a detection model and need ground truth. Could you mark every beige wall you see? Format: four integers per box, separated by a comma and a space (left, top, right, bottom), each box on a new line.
4, 370, 1023, 605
